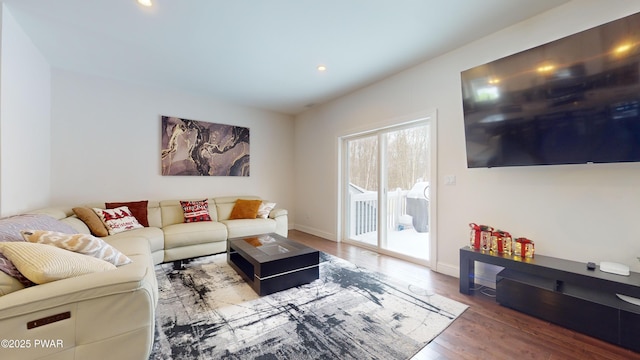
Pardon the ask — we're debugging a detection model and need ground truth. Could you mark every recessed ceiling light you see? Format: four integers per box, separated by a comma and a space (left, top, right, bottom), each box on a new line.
138, 0, 152, 7
317, 65, 327, 72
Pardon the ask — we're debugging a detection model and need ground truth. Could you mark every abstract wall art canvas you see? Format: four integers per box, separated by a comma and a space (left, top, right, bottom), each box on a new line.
161, 116, 250, 176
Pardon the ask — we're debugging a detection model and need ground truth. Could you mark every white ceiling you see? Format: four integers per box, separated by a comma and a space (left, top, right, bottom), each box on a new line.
3, 0, 569, 115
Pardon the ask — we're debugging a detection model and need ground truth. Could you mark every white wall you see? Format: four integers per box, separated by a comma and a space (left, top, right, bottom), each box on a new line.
294, 0, 640, 275
0, 5, 51, 216
50, 69, 295, 224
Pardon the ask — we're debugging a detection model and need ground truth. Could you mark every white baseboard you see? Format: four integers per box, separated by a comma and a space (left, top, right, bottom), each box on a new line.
292, 224, 337, 242
290, 227, 498, 288
430, 262, 497, 288
434, 262, 458, 278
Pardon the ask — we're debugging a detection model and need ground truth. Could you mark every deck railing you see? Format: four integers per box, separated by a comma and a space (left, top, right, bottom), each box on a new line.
349, 189, 409, 236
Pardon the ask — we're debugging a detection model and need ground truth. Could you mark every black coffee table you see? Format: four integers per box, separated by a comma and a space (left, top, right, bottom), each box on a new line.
227, 233, 319, 295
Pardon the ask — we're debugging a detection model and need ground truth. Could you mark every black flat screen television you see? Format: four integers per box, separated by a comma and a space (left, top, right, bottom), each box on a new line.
461, 12, 640, 168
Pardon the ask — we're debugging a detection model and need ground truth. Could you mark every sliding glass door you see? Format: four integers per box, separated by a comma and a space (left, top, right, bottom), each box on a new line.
343, 120, 431, 264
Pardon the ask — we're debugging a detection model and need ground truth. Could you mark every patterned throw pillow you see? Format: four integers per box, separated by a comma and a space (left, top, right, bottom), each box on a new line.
0, 255, 30, 287
93, 206, 143, 235
0, 242, 115, 284
256, 202, 276, 219
21, 230, 132, 266
180, 200, 212, 223
105, 200, 149, 227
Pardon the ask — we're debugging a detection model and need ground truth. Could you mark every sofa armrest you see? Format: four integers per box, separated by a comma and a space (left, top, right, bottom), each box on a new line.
0, 253, 154, 320
269, 208, 288, 219
269, 208, 288, 237
0, 253, 156, 360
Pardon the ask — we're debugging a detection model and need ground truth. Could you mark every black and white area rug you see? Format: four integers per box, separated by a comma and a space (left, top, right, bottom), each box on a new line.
149, 252, 468, 359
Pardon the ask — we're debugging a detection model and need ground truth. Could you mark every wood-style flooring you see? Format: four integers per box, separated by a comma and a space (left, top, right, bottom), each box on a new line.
287, 230, 640, 360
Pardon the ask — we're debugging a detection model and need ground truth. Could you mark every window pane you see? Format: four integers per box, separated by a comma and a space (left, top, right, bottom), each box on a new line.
382, 125, 429, 260
347, 135, 378, 245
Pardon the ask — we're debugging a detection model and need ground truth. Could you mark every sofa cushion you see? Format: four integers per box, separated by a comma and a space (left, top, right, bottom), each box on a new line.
221, 218, 277, 239
106, 200, 149, 227
21, 230, 132, 266
105, 226, 164, 253
94, 207, 144, 235
180, 199, 212, 223
163, 221, 227, 249
105, 227, 165, 265
0, 242, 116, 284
73, 207, 109, 236
106, 236, 151, 257
229, 199, 262, 220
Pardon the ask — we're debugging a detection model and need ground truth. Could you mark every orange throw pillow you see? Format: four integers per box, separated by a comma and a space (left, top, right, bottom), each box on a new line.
229, 199, 263, 220
73, 207, 109, 237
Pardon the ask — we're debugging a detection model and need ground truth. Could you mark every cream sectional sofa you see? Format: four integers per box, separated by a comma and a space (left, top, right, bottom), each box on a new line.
0, 196, 287, 360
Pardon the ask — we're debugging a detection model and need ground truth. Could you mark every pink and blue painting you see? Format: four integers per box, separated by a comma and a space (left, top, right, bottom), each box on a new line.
161, 116, 250, 176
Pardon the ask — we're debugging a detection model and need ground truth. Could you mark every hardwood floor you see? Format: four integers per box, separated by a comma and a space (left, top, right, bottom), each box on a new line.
287, 230, 640, 360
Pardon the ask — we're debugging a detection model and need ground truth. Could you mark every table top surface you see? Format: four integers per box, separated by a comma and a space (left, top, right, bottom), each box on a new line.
229, 233, 318, 263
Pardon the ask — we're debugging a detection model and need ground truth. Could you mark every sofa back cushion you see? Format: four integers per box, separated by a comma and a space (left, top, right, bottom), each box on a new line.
146, 201, 162, 228
214, 196, 262, 221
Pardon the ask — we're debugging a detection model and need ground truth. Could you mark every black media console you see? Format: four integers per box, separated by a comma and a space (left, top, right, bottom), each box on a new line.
459, 246, 640, 352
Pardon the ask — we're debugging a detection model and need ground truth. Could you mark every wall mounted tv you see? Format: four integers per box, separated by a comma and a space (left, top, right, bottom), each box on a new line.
461, 12, 640, 168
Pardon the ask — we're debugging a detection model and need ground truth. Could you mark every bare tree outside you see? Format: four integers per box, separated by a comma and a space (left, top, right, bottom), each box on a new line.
349, 126, 428, 191
386, 126, 429, 190
348, 135, 378, 191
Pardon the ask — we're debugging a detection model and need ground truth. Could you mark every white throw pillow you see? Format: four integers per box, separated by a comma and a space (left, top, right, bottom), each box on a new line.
93, 206, 143, 235
21, 230, 132, 266
257, 202, 276, 219
0, 242, 116, 284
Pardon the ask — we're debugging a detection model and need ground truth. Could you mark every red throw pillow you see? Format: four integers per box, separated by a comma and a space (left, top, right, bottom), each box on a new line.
106, 200, 149, 227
